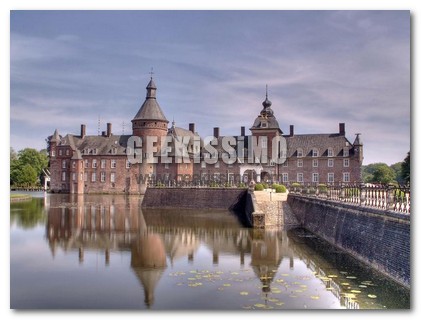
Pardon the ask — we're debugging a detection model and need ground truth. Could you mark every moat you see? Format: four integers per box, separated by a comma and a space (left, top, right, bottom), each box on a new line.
10, 192, 409, 309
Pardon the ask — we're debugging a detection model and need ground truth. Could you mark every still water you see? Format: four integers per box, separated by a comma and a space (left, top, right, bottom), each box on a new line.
10, 193, 409, 309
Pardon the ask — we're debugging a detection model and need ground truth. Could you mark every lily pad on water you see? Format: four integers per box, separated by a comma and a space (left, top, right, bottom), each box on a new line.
328, 275, 338, 278
240, 291, 249, 296
351, 290, 361, 293
310, 295, 320, 300
368, 294, 377, 299
346, 276, 357, 279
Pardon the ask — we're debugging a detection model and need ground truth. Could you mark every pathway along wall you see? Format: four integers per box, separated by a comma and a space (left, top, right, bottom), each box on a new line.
287, 194, 410, 288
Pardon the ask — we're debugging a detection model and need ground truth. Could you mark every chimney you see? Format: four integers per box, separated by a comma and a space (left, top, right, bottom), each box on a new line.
339, 123, 345, 136
213, 127, 220, 138
189, 123, 195, 133
107, 123, 112, 137
81, 124, 86, 138
241, 126, 245, 136
289, 125, 294, 137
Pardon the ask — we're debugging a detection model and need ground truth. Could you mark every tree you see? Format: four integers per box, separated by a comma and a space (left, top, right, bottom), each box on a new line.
401, 151, 410, 185
10, 148, 49, 187
390, 162, 404, 184
371, 164, 396, 184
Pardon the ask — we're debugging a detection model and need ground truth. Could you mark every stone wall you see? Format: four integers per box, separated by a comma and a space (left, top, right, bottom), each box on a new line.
287, 194, 410, 288
142, 187, 248, 210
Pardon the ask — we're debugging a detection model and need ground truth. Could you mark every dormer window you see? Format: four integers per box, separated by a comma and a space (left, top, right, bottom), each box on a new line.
261, 121, 268, 128
343, 148, 349, 157
328, 148, 334, 157
297, 148, 303, 158
66, 149, 70, 156
312, 148, 319, 157
93, 148, 97, 155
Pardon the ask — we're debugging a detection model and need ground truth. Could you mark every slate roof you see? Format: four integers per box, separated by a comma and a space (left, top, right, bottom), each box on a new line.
285, 134, 353, 157
132, 78, 168, 122
58, 134, 132, 156
133, 98, 168, 122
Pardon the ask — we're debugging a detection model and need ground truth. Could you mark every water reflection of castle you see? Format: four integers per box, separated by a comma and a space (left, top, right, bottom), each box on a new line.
45, 194, 377, 309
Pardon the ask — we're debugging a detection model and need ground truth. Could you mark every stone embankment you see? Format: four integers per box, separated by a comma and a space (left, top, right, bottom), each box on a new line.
253, 190, 299, 228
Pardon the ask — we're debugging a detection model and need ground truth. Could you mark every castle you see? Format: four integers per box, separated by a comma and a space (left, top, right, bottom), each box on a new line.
47, 77, 363, 194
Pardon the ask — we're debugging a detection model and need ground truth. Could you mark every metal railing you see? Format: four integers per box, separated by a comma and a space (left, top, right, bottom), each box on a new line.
147, 179, 248, 189
289, 183, 410, 215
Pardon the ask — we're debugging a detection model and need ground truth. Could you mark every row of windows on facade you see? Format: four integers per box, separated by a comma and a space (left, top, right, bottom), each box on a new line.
61, 159, 130, 169
53, 148, 119, 157
62, 171, 352, 184
193, 158, 351, 169
53, 145, 350, 159
203, 172, 351, 183
62, 171, 117, 183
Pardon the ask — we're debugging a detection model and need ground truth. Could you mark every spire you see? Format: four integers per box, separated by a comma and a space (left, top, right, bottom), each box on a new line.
172, 117, 176, 128
132, 77, 168, 122
353, 133, 363, 146
50, 129, 60, 142
262, 85, 272, 108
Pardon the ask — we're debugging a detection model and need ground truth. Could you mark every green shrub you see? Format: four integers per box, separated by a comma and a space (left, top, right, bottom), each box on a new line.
262, 183, 268, 189
238, 182, 247, 188
318, 183, 328, 194
275, 184, 287, 193
255, 183, 264, 191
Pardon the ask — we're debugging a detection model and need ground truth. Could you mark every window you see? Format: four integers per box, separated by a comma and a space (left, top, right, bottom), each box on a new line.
92, 159, 97, 168
261, 137, 268, 148
72, 173, 76, 181
72, 161, 76, 169
111, 159, 116, 168
51, 150, 56, 157
282, 173, 288, 183
343, 148, 349, 157
126, 160, 131, 169
85, 160, 89, 168
100, 171, 106, 182
62, 160, 66, 169
261, 122, 268, 128
269, 160, 276, 166
61, 172, 66, 181
297, 159, 303, 167
66, 149, 70, 156
312, 148, 319, 157
297, 173, 303, 183
112, 148, 117, 155
101, 159, 106, 169
59, 149, 63, 156
328, 148, 334, 157
84, 172, 87, 182
80, 173, 83, 181
328, 159, 334, 167
110, 172, 116, 183
164, 163, 169, 169
313, 159, 318, 167
328, 173, 334, 183
91, 172, 96, 182
93, 148, 97, 155
343, 159, 349, 167
297, 148, 303, 157
201, 162, 206, 169
282, 160, 288, 167
312, 173, 319, 183
343, 172, 350, 183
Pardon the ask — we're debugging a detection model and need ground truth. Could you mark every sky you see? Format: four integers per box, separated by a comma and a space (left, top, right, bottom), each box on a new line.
10, 10, 410, 165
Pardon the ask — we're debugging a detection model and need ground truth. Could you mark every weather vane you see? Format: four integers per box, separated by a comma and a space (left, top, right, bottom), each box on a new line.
149, 67, 154, 79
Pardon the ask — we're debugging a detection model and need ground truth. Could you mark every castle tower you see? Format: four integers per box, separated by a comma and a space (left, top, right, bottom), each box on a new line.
250, 86, 283, 166
131, 77, 169, 193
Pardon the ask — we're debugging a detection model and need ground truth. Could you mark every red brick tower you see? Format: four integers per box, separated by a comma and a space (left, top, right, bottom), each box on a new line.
131, 77, 169, 193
